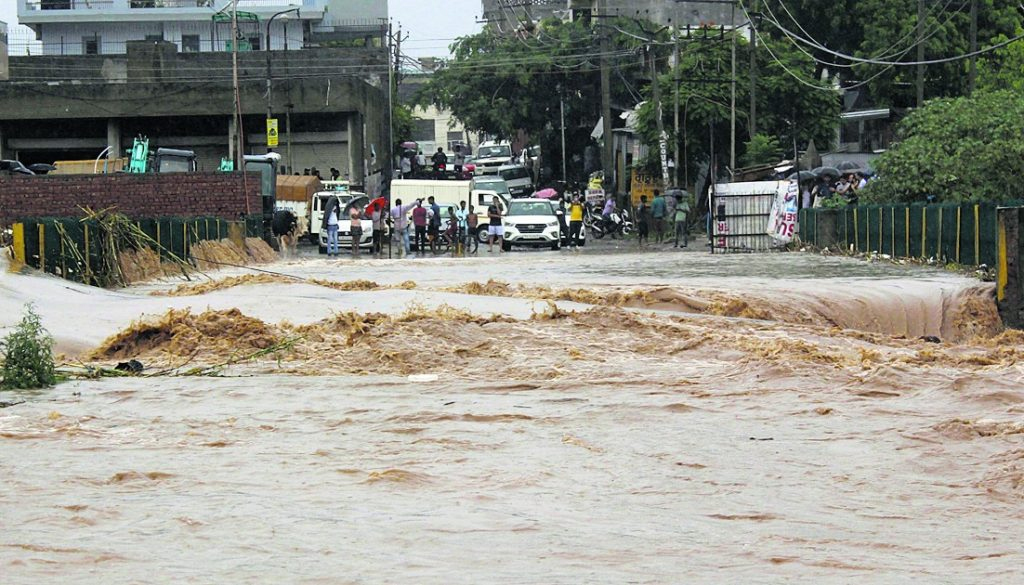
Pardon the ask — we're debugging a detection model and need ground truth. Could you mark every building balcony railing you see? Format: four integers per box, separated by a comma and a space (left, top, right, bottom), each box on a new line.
23, 0, 316, 12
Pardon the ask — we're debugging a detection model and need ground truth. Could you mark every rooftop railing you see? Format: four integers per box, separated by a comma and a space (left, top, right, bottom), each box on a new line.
23, 0, 315, 11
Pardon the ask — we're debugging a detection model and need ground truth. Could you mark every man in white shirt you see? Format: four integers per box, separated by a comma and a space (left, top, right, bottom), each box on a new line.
390, 198, 419, 256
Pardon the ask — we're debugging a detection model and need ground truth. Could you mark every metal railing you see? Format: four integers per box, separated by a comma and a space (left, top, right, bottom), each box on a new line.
23, 0, 116, 10
22, 0, 311, 10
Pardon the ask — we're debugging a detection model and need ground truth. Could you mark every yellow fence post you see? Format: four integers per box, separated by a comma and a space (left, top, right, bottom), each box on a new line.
11, 223, 26, 268
890, 207, 895, 256
879, 207, 883, 253
854, 208, 859, 251
998, 212, 1008, 302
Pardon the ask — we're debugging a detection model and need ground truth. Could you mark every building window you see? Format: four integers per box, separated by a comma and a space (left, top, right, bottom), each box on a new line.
181, 35, 200, 53
83, 36, 100, 55
247, 36, 261, 51
447, 131, 465, 151
412, 119, 435, 142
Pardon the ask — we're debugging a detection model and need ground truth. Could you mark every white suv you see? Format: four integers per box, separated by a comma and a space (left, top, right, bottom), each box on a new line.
501, 199, 563, 251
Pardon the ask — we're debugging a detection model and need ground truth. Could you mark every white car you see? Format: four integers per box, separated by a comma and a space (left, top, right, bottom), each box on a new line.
501, 199, 564, 251
310, 189, 355, 246
318, 194, 374, 253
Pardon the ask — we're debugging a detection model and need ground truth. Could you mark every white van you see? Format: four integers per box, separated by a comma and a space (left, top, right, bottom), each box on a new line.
498, 164, 534, 198
470, 175, 511, 199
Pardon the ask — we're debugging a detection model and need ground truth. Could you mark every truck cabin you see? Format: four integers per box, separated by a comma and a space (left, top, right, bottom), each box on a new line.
243, 153, 282, 230
153, 148, 198, 173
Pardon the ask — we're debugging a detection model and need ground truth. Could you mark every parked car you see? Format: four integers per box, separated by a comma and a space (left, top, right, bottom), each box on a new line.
310, 189, 355, 247
501, 198, 563, 251
0, 160, 35, 176
317, 194, 374, 253
498, 164, 535, 198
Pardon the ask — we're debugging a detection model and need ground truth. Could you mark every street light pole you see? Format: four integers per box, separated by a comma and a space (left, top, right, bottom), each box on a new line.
266, 7, 300, 121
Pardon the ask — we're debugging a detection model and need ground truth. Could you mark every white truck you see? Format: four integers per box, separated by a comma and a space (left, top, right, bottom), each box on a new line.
474, 141, 514, 175
391, 179, 510, 243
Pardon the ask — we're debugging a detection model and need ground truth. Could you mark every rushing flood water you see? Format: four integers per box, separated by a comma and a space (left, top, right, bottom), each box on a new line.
1, 247, 1022, 583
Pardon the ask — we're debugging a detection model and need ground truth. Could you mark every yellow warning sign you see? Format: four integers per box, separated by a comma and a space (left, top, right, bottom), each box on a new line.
266, 118, 279, 148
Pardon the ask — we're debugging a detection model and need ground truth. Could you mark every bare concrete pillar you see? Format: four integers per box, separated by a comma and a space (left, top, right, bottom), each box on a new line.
106, 119, 121, 157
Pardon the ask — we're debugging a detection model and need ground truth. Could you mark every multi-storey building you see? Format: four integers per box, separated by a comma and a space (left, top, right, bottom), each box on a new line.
18, 0, 386, 55
482, 0, 737, 31
1, 0, 391, 191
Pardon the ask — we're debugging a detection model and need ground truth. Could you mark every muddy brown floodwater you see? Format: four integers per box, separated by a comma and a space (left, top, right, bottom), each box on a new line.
1, 247, 1023, 583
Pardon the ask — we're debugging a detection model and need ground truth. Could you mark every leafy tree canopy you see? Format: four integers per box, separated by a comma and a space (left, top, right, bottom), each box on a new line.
761, 0, 1022, 107
635, 31, 839, 181
861, 89, 1024, 203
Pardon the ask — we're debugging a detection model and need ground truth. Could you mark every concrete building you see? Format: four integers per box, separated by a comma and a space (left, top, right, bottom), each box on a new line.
18, 0, 386, 55
482, 0, 737, 30
398, 72, 475, 158
1, 0, 391, 191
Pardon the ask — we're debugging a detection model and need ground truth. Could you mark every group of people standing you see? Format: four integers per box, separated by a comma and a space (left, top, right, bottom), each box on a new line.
602, 189, 692, 248
801, 171, 870, 209
398, 145, 470, 180
389, 195, 506, 256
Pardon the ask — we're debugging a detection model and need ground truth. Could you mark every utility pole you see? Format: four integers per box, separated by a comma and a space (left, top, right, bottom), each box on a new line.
673, 28, 680, 186
387, 22, 396, 187
729, 0, 737, 175
599, 0, 614, 194
649, 43, 669, 186
230, 0, 247, 211
749, 0, 758, 136
560, 93, 567, 183
968, 0, 978, 95
916, 0, 925, 107
266, 8, 300, 122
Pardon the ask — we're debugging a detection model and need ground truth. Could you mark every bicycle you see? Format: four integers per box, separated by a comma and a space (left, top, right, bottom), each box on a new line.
439, 225, 478, 255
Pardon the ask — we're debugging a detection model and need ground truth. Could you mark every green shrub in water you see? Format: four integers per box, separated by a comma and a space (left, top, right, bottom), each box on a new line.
1, 304, 57, 390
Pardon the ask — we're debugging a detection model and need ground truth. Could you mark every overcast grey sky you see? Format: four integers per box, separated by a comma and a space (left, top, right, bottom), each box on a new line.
1, 1, 483, 57
392, 0, 483, 57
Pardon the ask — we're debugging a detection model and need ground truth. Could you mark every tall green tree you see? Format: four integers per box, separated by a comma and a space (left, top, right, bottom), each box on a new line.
760, 0, 1023, 108
636, 31, 839, 183
861, 89, 1024, 203
418, 18, 660, 182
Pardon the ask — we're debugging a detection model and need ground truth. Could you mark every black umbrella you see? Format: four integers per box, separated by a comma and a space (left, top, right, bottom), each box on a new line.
813, 166, 841, 179
786, 169, 818, 182
28, 163, 56, 175
837, 161, 860, 171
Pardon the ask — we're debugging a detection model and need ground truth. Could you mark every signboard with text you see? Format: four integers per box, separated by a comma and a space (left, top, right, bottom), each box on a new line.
266, 118, 279, 148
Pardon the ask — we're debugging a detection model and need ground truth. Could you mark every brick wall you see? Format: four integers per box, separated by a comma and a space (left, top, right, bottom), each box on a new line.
0, 172, 261, 225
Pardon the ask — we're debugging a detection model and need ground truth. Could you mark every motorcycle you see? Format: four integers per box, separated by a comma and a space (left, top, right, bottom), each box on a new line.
593, 209, 631, 239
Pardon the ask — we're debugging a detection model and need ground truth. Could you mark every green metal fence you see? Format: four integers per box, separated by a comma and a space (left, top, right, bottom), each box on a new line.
14, 216, 259, 285
799, 203, 1001, 267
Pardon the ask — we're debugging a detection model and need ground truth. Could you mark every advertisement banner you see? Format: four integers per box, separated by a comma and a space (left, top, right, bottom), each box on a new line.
266, 118, 279, 148
767, 180, 800, 244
